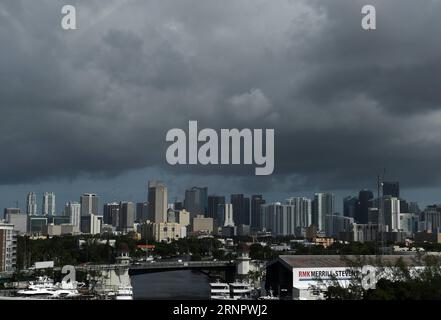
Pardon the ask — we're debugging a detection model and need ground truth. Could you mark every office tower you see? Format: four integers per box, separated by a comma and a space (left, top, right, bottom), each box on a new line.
64, 202, 81, 232
42, 192, 55, 216
207, 195, 225, 219
3, 208, 20, 220
355, 190, 374, 224
343, 196, 358, 218
174, 201, 184, 211
260, 202, 311, 237
312, 193, 334, 232
80, 193, 100, 216
419, 205, 441, 232
26, 192, 37, 215
219, 203, 234, 227
383, 181, 400, 198
80, 214, 102, 235
230, 194, 250, 226
409, 202, 420, 215
103, 202, 120, 227
5, 210, 27, 235
184, 187, 208, 218
119, 202, 135, 232
286, 197, 312, 230
136, 202, 149, 222
325, 215, 354, 239
251, 195, 266, 231
400, 199, 409, 213
0, 223, 17, 272
148, 181, 168, 223
382, 196, 400, 231
167, 208, 176, 223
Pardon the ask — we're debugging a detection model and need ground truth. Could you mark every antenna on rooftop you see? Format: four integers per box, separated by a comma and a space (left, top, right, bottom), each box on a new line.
377, 169, 386, 256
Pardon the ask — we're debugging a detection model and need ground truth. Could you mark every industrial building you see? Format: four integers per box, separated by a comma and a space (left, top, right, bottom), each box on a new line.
265, 255, 421, 300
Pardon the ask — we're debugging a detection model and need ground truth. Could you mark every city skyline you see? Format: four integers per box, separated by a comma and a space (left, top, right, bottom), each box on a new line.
0, 175, 434, 219
2, 1, 441, 213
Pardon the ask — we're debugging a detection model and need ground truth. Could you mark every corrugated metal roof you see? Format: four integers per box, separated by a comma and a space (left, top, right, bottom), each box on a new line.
278, 255, 424, 268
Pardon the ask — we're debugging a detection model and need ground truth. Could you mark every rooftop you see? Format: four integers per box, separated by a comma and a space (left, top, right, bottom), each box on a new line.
276, 254, 424, 269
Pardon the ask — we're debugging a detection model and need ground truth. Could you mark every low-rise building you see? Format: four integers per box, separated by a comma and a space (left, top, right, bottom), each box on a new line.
192, 215, 214, 234
142, 221, 182, 242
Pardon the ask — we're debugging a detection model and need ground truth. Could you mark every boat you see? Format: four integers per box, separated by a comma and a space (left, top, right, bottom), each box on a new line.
115, 285, 133, 300
210, 281, 231, 300
16, 277, 84, 299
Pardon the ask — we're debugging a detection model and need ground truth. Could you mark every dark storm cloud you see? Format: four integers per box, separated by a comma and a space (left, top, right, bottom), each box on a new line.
1, 0, 441, 192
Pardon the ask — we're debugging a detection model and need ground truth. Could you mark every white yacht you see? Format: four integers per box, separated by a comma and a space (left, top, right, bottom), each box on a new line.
16, 277, 83, 299
115, 285, 134, 300
210, 282, 231, 300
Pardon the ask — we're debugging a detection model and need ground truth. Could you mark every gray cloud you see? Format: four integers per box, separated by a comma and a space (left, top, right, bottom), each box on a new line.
1, 0, 441, 196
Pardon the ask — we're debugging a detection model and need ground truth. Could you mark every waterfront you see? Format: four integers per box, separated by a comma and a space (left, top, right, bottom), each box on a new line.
131, 270, 211, 300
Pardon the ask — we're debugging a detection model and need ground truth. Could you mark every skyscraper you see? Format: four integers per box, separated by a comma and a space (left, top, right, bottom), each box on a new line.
355, 190, 374, 224
230, 194, 250, 226
119, 201, 135, 233
184, 187, 208, 219
251, 195, 265, 231
42, 192, 55, 216
286, 197, 312, 230
26, 192, 37, 215
136, 202, 148, 222
103, 202, 120, 226
80, 193, 100, 216
312, 193, 334, 232
383, 181, 400, 198
219, 203, 234, 227
343, 196, 358, 219
148, 181, 168, 223
383, 196, 400, 231
207, 195, 225, 219
64, 202, 81, 232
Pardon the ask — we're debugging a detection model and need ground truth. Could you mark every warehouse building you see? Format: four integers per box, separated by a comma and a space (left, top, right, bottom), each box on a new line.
265, 255, 421, 300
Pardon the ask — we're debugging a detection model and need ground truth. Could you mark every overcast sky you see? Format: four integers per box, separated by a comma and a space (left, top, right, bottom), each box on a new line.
1, 0, 441, 214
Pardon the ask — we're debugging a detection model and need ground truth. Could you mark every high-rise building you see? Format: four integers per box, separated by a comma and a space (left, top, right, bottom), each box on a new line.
251, 195, 265, 231
148, 181, 168, 223
420, 205, 441, 232
26, 192, 37, 215
312, 193, 334, 232
64, 202, 81, 233
136, 202, 148, 222
325, 215, 354, 238
42, 192, 55, 216
173, 201, 184, 211
383, 196, 400, 231
343, 196, 358, 219
230, 194, 250, 226
260, 202, 311, 237
5, 211, 27, 235
0, 223, 17, 272
286, 197, 312, 231
119, 201, 135, 233
207, 195, 225, 220
80, 194, 100, 216
383, 181, 400, 198
3, 208, 20, 220
355, 190, 374, 224
219, 203, 234, 227
80, 214, 102, 234
184, 187, 208, 219
103, 202, 120, 227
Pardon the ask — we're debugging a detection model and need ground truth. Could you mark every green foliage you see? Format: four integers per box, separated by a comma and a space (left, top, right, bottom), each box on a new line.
249, 243, 279, 260
325, 255, 441, 300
